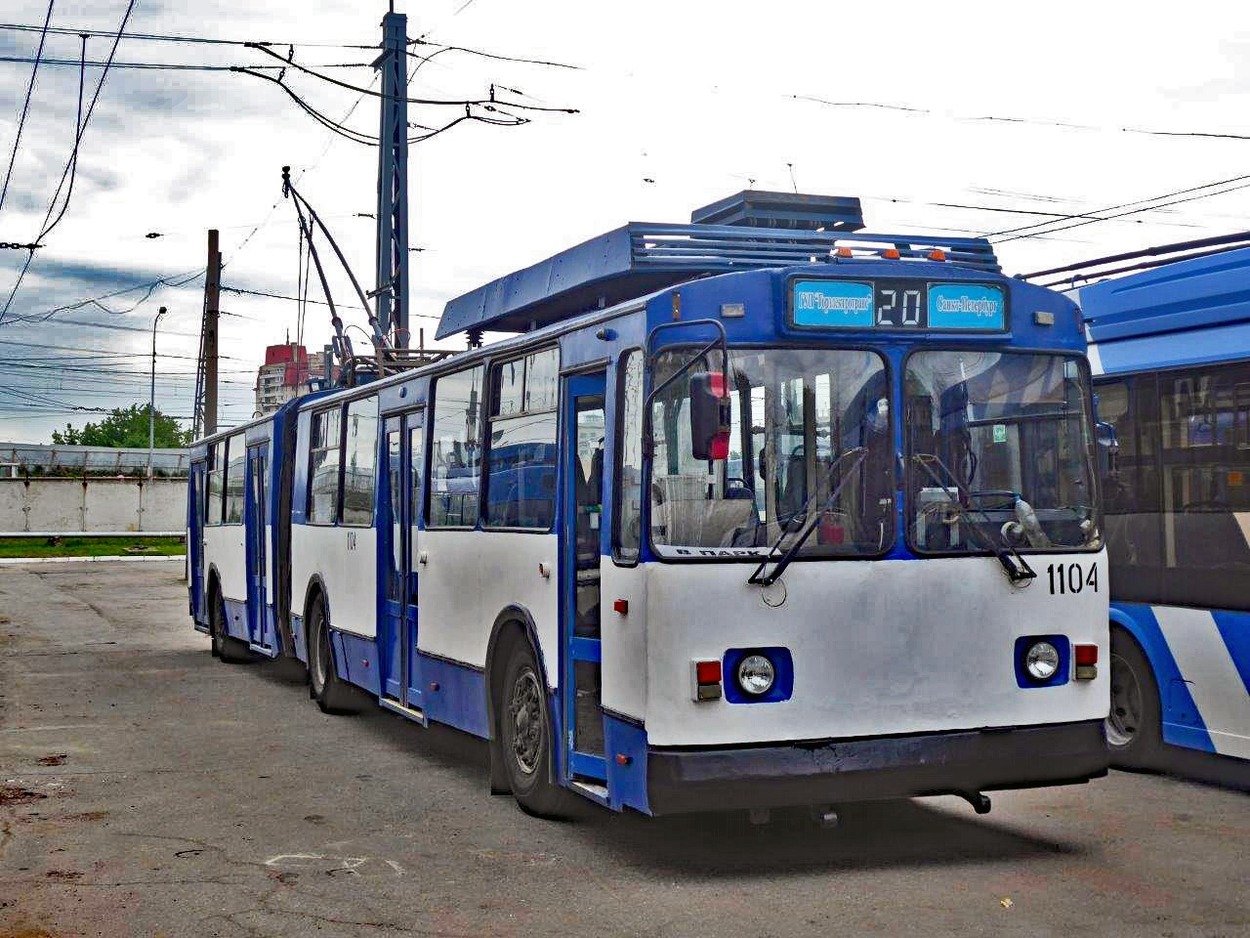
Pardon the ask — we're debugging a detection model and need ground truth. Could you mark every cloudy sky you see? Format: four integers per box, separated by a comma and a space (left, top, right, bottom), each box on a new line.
2, 0, 1249, 441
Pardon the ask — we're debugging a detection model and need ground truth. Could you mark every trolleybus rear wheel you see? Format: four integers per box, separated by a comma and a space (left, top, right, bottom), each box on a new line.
307, 595, 360, 715
498, 642, 568, 817
1107, 628, 1163, 768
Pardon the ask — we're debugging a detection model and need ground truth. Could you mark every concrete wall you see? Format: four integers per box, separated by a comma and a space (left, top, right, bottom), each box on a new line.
0, 478, 187, 533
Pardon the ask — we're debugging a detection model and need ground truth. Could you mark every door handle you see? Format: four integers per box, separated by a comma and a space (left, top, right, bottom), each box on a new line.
418, 550, 428, 565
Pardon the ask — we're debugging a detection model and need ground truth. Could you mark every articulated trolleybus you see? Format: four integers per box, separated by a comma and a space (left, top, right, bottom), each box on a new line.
189, 191, 1109, 819
1071, 244, 1250, 767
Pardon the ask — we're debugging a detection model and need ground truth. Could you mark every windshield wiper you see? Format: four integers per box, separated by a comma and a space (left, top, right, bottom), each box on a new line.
911, 452, 1036, 585
749, 447, 867, 587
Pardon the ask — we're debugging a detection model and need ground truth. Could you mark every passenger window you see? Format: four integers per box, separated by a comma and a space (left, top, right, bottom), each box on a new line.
616, 350, 643, 561
224, 434, 246, 524
206, 442, 224, 526
343, 397, 378, 526
429, 365, 484, 527
486, 348, 559, 529
309, 407, 342, 524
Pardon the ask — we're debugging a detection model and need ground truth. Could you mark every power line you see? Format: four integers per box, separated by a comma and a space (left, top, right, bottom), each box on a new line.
0, 0, 54, 219
221, 285, 442, 320
0, 0, 136, 324
0, 21, 376, 49
0, 55, 374, 70
244, 42, 579, 113
988, 173, 1250, 243
406, 38, 581, 71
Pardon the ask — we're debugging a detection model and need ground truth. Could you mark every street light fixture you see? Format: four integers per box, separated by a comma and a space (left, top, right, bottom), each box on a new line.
147, 305, 168, 481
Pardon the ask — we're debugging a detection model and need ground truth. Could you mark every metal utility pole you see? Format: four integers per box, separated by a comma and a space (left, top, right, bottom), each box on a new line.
148, 306, 168, 480
374, 5, 409, 348
201, 229, 221, 436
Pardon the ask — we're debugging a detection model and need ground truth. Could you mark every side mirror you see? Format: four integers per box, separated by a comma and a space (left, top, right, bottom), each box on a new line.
689, 372, 731, 461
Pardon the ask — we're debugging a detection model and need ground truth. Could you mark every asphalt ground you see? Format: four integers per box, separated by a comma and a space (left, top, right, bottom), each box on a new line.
1, 560, 1247, 937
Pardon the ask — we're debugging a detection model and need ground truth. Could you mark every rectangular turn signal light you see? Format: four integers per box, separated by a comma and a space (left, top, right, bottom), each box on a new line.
692, 659, 722, 702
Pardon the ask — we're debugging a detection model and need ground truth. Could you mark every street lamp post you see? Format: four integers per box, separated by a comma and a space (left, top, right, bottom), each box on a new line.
147, 305, 168, 481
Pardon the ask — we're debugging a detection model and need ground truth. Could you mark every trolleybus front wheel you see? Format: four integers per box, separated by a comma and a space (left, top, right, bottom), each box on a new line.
498, 641, 571, 818
1107, 628, 1163, 769
307, 595, 361, 715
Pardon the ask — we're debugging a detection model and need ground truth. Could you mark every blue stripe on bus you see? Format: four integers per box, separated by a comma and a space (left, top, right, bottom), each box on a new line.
335, 631, 381, 696
603, 715, 651, 814
289, 614, 308, 664
418, 652, 489, 739
223, 597, 248, 643
1211, 609, 1250, 697
1110, 603, 1216, 753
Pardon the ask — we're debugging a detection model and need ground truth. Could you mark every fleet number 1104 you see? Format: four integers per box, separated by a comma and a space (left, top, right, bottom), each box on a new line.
1047, 562, 1098, 595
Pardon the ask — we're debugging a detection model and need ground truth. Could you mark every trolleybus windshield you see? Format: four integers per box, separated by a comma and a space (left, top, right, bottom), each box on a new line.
649, 347, 894, 557
905, 350, 1101, 554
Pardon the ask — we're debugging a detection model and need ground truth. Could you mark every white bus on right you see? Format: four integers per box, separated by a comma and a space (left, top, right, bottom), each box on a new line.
1072, 243, 1250, 767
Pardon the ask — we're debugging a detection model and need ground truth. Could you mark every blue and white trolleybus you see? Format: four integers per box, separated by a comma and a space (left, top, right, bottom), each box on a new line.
1068, 242, 1250, 767
188, 191, 1110, 818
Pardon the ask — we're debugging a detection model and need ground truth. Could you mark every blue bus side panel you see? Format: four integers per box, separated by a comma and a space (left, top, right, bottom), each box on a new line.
223, 598, 249, 644
334, 631, 381, 697
604, 716, 651, 814
290, 613, 308, 664
1110, 603, 1216, 753
418, 653, 489, 738
249, 605, 280, 659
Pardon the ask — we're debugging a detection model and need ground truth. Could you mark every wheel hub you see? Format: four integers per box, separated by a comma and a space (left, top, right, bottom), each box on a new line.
509, 670, 543, 776
1106, 652, 1142, 748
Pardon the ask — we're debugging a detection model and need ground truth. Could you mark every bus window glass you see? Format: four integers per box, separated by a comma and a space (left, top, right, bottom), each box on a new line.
309, 407, 342, 524
343, 397, 378, 526
429, 365, 484, 527
650, 348, 893, 556
496, 357, 524, 417
524, 347, 559, 412
616, 350, 643, 561
1159, 366, 1250, 578
486, 349, 558, 529
905, 351, 1099, 553
224, 434, 246, 524
387, 427, 402, 601
206, 441, 224, 526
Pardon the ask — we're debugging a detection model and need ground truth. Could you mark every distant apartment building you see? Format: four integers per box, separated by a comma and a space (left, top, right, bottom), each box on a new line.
254, 343, 334, 416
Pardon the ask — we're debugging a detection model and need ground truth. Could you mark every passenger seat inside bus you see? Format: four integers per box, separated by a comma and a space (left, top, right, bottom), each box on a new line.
651, 474, 757, 547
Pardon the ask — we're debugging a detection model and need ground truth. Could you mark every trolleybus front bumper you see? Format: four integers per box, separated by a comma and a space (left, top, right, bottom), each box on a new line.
645, 719, 1107, 815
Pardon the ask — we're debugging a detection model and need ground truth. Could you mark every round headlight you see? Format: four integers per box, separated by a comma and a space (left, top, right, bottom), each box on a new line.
1025, 641, 1061, 681
737, 654, 776, 696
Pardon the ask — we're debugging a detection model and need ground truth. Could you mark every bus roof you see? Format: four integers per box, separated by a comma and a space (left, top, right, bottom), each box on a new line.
1076, 244, 1250, 375
436, 190, 1001, 341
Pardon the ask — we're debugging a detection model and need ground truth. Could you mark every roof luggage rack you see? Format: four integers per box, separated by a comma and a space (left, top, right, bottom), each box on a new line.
437, 190, 1001, 340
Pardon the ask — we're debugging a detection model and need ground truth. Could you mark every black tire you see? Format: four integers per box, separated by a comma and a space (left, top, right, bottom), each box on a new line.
497, 641, 571, 818
1107, 628, 1164, 768
307, 595, 360, 715
209, 586, 251, 664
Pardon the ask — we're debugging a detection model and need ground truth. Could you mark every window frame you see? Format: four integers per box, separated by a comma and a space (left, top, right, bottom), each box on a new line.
483, 346, 561, 533
307, 404, 345, 526
902, 346, 1102, 558
426, 363, 487, 529
205, 440, 225, 528
643, 343, 896, 564
223, 433, 247, 526
612, 347, 644, 566
341, 395, 379, 528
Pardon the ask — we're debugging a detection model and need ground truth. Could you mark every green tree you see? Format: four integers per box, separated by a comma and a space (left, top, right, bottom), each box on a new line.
51, 404, 193, 448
